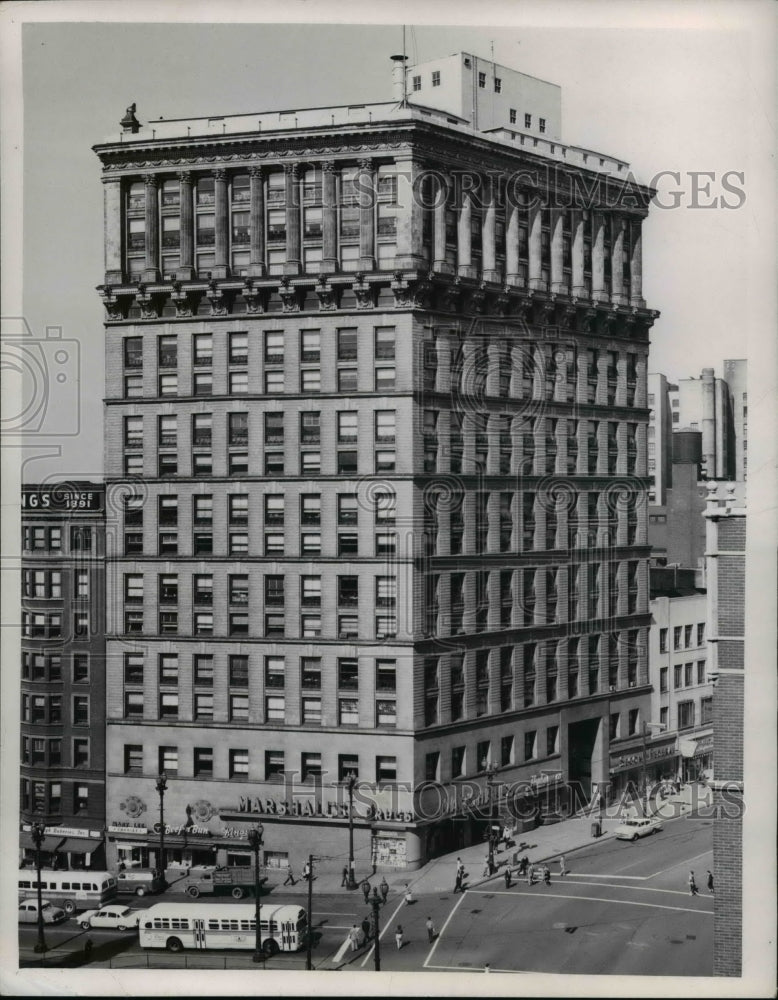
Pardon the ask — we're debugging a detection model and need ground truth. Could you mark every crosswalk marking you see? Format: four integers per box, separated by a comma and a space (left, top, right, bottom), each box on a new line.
468, 888, 713, 915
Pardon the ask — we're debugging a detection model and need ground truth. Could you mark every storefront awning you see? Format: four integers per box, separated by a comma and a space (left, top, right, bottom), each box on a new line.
57, 837, 102, 855
678, 732, 714, 758
19, 832, 65, 853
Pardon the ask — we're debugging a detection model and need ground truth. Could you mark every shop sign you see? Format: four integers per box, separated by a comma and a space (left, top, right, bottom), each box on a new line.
22, 824, 98, 838
610, 742, 676, 774
221, 827, 250, 840
230, 795, 413, 824
529, 771, 563, 789
22, 487, 104, 512
109, 822, 149, 835
151, 823, 211, 837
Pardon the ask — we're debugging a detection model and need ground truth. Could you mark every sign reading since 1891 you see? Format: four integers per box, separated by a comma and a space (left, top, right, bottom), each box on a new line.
22, 487, 104, 512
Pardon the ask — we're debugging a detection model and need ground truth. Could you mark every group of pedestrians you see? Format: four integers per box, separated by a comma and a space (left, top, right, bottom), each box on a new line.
689, 869, 714, 896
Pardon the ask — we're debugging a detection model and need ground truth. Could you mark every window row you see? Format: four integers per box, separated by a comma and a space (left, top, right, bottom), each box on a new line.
124, 366, 397, 399
21, 693, 90, 726
22, 652, 90, 684
22, 735, 91, 768
658, 661, 708, 692
22, 611, 91, 639
22, 525, 93, 553
123, 327, 395, 370
22, 569, 90, 599
121, 743, 399, 784
21, 780, 91, 815
658, 623, 706, 653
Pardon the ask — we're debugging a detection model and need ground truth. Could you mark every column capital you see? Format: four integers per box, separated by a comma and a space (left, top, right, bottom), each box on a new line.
321, 159, 337, 174
213, 168, 227, 181
177, 170, 192, 185
248, 164, 264, 178
143, 173, 159, 188
357, 157, 374, 172
284, 161, 300, 177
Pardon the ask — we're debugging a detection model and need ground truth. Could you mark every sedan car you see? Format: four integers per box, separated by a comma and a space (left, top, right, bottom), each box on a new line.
614, 816, 664, 841
79, 904, 142, 931
19, 898, 67, 924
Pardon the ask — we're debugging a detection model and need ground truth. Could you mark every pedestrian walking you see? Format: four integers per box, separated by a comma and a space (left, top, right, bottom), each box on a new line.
380, 877, 389, 903
706, 870, 714, 894
526, 865, 534, 886
559, 855, 567, 877
482, 855, 491, 877
688, 870, 698, 896
348, 924, 360, 952
341, 866, 349, 887
404, 883, 415, 904
454, 871, 463, 894
83, 937, 93, 961
361, 879, 371, 903
542, 865, 551, 886
425, 916, 435, 943
361, 917, 371, 941
302, 860, 311, 882
395, 924, 404, 950
283, 866, 297, 886
372, 886, 381, 905
504, 867, 512, 888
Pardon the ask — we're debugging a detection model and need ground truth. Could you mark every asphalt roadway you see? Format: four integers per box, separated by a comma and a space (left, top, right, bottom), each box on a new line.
19, 813, 713, 976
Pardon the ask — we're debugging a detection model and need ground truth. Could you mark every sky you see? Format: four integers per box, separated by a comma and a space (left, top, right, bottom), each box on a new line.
5, 1, 776, 480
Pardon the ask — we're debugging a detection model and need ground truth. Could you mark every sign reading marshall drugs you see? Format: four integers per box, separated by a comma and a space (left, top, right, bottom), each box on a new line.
234, 795, 413, 824
610, 742, 677, 774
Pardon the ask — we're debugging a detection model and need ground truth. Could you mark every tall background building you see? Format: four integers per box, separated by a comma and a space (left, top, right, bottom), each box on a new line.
722, 359, 747, 482
93, 52, 658, 874
19, 482, 106, 869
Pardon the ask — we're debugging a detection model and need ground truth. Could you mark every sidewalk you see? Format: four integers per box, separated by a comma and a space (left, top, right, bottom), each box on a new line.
274, 782, 711, 899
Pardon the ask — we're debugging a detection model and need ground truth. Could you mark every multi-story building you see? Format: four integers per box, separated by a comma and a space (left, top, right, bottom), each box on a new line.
647, 430, 707, 571
647, 372, 673, 504
647, 586, 712, 784
94, 54, 658, 872
722, 358, 747, 482
669, 368, 734, 480
19, 482, 106, 869
703, 482, 745, 977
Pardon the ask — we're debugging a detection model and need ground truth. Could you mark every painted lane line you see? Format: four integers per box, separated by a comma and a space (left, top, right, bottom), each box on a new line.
423, 890, 467, 969
468, 888, 713, 915
557, 880, 709, 898
567, 873, 648, 880
360, 896, 407, 968
427, 964, 525, 974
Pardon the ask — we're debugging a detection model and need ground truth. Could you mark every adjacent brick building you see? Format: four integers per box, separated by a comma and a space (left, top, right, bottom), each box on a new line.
20, 482, 107, 868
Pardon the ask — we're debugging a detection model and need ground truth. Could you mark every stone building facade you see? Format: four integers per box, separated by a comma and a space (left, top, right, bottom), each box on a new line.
94, 61, 658, 873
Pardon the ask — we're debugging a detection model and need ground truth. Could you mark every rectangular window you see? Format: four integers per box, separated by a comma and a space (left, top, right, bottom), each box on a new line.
376, 755, 397, 783
194, 693, 213, 720
302, 696, 322, 725
677, 701, 695, 730
158, 653, 178, 685
194, 655, 214, 686
301, 753, 323, 782
524, 731, 536, 760
229, 749, 249, 779
265, 695, 285, 721
265, 656, 285, 689
159, 746, 178, 775
230, 695, 250, 722
524, 113, 531, 128
432, 70, 440, 87
451, 746, 465, 778
659, 628, 668, 653
338, 658, 359, 690
194, 748, 214, 777
159, 692, 179, 719
124, 745, 143, 774
265, 750, 285, 780
301, 369, 320, 393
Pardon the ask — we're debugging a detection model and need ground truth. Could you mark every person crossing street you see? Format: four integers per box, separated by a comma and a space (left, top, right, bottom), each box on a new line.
706, 870, 714, 894
689, 870, 699, 896
283, 866, 297, 886
426, 916, 436, 942
380, 877, 389, 903
361, 879, 371, 903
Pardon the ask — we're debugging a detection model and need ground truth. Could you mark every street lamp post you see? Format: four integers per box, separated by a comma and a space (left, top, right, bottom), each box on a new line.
346, 771, 357, 889
641, 721, 667, 815
485, 762, 497, 875
30, 821, 48, 954
248, 824, 264, 964
155, 772, 168, 889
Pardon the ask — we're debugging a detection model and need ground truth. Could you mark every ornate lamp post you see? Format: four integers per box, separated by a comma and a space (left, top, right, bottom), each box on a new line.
247, 823, 264, 963
485, 762, 497, 875
345, 771, 357, 889
30, 821, 48, 954
370, 893, 381, 971
155, 772, 168, 889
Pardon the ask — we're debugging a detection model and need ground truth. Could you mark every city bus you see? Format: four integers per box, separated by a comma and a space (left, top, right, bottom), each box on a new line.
18, 870, 118, 915
138, 902, 307, 955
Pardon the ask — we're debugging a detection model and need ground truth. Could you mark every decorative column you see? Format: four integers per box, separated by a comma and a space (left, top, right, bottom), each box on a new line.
549, 208, 565, 294
457, 184, 474, 279
103, 177, 123, 284
213, 168, 229, 278
358, 157, 376, 271
320, 160, 338, 274
505, 198, 520, 285
528, 203, 544, 291
610, 215, 626, 306
177, 171, 194, 280
629, 217, 645, 306
247, 166, 265, 277
394, 158, 425, 270
142, 173, 160, 282
283, 162, 301, 276
481, 176, 498, 283
570, 210, 585, 298
432, 172, 451, 274
591, 211, 607, 303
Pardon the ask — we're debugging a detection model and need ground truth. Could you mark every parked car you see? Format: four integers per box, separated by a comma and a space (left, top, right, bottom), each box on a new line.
614, 817, 664, 841
116, 869, 163, 897
19, 898, 67, 924
79, 904, 142, 931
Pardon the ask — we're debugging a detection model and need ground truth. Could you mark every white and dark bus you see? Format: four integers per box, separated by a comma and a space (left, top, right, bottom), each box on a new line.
138, 902, 307, 955
17, 870, 118, 915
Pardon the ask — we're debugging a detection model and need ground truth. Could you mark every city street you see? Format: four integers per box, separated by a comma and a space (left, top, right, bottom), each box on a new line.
20, 813, 713, 975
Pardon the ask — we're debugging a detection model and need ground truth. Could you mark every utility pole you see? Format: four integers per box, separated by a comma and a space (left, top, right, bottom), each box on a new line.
370, 894, 381, 971
248, 823, 264, 964
155, 772, 168, 889
31, 821, 47, 954
346, 771, 357, 889
305, 853, 314, 970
